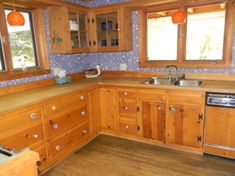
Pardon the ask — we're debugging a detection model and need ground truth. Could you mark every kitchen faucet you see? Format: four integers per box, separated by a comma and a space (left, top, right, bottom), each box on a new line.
165, 65, 178, 81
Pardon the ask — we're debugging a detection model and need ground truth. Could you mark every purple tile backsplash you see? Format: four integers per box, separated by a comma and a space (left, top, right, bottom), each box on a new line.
0, 0, 235, 87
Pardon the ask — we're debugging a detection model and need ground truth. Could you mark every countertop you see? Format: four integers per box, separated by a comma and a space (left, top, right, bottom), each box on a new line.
1, 77, 235, 114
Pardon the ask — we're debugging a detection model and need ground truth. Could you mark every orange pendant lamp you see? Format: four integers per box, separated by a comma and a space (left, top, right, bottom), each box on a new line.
7, 1, 25, 26
172, 0, 186, 24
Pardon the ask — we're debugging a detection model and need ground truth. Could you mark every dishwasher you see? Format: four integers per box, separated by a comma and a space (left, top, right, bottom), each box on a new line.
204, 92, 235, 159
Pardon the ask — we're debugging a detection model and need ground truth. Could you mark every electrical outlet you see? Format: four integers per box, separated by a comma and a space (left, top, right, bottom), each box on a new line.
120, 64, 127, 71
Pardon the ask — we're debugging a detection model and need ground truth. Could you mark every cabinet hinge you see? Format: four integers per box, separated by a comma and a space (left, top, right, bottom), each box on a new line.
198, 114, 203, 123
137, 107, 140, 112
197, 136, 202, 142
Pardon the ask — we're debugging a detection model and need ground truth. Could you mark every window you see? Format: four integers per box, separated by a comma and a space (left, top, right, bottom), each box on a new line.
5, 9, 38, 70
139, 1, 235, 68
0, 5, 49, 81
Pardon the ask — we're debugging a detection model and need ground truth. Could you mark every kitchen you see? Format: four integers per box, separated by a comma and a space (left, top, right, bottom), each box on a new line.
0, 0, 235, 175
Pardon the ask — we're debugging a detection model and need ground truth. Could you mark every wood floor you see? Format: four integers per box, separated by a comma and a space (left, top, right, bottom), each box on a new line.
43, 135, 235, 176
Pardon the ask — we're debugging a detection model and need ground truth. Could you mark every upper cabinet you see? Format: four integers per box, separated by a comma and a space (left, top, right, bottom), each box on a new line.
48, 6, 133, 54
48, 6, 89, 53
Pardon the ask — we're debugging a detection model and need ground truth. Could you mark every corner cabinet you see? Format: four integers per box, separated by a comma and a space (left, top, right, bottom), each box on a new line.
48, 6, 89, 53
48, 6, 133, 53
89, 7, 133, 52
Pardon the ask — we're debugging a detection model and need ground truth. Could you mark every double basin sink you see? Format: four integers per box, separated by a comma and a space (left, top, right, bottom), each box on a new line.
144, 78, 203, 87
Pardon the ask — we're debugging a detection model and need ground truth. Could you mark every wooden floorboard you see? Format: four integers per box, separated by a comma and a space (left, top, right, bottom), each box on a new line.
43, 135, 235, 176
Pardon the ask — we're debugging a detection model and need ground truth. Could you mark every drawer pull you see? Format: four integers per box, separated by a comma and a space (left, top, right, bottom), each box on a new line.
157, 106, 162, 111
123, 92, 128, 96
33, 134, 39, 139
52, 124, 59, 129
80, 111, 86, 116
123, 106, 129, 110
30, 112, 37, 119
125, 125, 129, 129
55, 145, 61, 151
82, 129, 88, 135
51, 105, 57, 111
80, 95, 85, 101
169, 107, 176, 113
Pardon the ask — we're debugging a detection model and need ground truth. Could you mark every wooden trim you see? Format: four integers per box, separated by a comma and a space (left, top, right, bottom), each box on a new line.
0, 78, 55, 97
101, 71, 235, 81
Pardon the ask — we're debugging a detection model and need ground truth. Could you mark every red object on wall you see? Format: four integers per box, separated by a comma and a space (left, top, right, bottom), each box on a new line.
7, 10, 25, 26
172, 10, 186, 24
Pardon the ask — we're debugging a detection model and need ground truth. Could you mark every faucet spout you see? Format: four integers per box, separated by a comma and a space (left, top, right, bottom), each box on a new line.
165, 65, 178, 81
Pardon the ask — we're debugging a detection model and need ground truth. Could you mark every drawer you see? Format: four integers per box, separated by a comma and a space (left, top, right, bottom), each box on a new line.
0, 123, 44, 151
119, 119, 137, 136
119, 98, 137, 117
44, 91, 87, 116
48, 123, 89, 161
118, 89, 137, 99
138, 89, 166, 101
46, 106, 88, 139
0, 106, 42, 134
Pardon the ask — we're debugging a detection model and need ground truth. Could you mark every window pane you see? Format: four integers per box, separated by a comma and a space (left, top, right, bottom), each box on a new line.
0, 39, 5, 71
186, 5, 225, 60
5, 9, 38, 69
147, 11, 178, 60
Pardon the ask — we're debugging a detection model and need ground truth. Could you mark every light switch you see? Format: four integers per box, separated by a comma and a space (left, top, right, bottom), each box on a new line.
120, 64, 127, 71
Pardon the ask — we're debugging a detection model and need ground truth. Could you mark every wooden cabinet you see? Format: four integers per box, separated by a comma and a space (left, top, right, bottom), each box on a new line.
90, 7, 133, 52
0, 105, 47, 172
48, 6, 89, 53
137, 89, 166, 142
100, 88, 117, 133
117, 88, 137, 136
204, 106, 235, 158
166, 90, 205, 150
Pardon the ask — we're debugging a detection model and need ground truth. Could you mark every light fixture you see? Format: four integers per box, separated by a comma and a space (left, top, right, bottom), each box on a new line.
172, 0, 186, 24
7, 0, 25, 26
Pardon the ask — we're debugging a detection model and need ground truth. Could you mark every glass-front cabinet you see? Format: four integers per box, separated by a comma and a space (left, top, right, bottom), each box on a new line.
96, 13, 119, 49
48, 6, 89, 53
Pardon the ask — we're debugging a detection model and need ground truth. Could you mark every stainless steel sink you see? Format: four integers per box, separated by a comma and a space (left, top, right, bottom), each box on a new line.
144, 78, 203, 87
144, 78, 172, 85
174, 80, 203, 87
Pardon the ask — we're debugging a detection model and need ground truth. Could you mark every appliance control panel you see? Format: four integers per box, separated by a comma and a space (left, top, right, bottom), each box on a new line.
206, 92, 235, 107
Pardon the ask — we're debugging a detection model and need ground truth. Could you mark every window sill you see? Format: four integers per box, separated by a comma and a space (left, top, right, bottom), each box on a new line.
0, 69, 51, 81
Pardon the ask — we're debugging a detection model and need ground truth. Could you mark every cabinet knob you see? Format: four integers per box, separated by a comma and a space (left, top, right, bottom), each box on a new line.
82, 129, 88, 136
30, 112, 37, 119
52, 123, 59, 129
33, 134, 39, 139
55, 145, 61, 151
123, 106, 129, 110
80, 95, 85, 101
123, 92, 128, 96
81, 111, 86, 116
51, 105, 56, 111
157, 106, 162, 111
125, 125, 129, 129
169, 107, 176, 113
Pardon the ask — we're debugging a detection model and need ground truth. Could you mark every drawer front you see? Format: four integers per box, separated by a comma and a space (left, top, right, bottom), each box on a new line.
0, 107, 42, 134
0, 123, 44, 151
119, 119, 137, 136
46, 106, 88, 139
48, 123, 89, 161
138, 89, 166, 101
44, 92, 87, 116
119, 99, 137, 117
118, 89, 137, 99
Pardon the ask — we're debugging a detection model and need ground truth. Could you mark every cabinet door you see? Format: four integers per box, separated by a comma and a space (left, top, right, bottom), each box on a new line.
100, 88, 117, 132
141, 101, 165, 142
166, 104, 203, 148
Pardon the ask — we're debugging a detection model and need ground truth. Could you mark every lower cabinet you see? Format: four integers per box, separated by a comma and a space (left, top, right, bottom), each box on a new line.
166, 90, 205, 150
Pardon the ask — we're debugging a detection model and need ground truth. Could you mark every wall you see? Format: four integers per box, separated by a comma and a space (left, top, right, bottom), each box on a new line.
0, 0, 235, 87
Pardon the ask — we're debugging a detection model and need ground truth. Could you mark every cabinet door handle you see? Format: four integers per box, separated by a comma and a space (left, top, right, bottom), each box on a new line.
169, 107, 176, 113
81, 111, 86, 116
80, 95, 85, 100
157, 106, 162, 111
55, 145, 61, 151
123, 92, 128, 96
92, 18, 95, 23
33, 134, 39, 139
30, 112, 37, 119
51, 105, 57, 111
93, 41, 96, 46
52, 123, 59, 129
125, 125, 129, 129
89, 41, 92, 46
82, 129, 88, 136
123, 106, 129, 110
